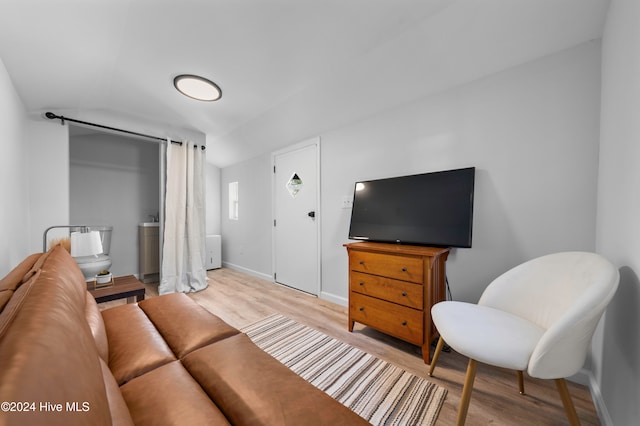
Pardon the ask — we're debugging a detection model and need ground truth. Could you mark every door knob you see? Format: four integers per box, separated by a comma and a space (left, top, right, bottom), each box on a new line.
307, 211, 315, 218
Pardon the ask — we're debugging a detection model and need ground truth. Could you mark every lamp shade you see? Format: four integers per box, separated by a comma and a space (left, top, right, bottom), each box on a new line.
70, 231, 103, 257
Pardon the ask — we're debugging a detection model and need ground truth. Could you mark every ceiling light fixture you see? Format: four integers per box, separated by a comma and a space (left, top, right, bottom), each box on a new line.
174, 74, 222, 101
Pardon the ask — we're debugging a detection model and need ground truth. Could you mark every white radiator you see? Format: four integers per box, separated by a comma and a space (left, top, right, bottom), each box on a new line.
205, 235, 222, 270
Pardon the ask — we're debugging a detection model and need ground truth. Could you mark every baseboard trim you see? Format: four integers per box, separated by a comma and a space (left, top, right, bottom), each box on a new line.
571, 368, 612, 426
319, 291, 348, 307
221, 261, 273, 282
587, 371, 613, 426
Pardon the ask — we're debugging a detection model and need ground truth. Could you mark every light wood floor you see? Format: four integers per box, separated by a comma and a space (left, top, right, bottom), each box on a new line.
115, 268, 600, 425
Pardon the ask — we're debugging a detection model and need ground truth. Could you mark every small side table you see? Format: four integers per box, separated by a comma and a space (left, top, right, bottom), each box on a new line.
88, 275, 146, 304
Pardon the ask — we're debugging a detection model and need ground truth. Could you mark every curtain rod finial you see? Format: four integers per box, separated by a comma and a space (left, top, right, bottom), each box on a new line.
44, 112, 65, 125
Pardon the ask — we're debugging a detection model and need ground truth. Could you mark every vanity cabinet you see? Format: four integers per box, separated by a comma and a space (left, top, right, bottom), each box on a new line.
344, 242, 449, 364
139, 224, 160, 283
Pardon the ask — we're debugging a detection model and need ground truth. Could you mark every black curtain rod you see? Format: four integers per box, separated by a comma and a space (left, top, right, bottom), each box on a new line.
44, 112, 205, 150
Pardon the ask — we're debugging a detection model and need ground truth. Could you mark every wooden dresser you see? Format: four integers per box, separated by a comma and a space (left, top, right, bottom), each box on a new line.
344, 242, 449, 364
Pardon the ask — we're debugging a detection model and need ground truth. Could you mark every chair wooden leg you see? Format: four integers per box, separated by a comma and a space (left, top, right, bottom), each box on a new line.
428, 336, 445, 376
555, 378, 580, 426
517, 370, 525, 394
456, 359, 478, 426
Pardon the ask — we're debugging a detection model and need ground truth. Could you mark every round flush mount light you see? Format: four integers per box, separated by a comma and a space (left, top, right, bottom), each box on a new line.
174, 74, 222, 101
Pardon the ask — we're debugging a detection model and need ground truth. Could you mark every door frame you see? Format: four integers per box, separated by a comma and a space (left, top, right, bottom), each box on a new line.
271, 137, 321, 295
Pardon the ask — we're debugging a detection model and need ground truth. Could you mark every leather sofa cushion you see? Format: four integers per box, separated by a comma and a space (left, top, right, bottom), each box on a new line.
182, 333, 370, 426
102, 303, 176, 385
138, 293, 240, 358
121, 360, 231, 425
86, 292, 109, 362
0, 290, 12, 315
99, 358, 134, 426
0, 246, 112, 425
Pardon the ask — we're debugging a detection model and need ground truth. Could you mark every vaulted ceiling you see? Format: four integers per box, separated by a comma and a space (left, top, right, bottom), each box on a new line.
0, 0, 609, 167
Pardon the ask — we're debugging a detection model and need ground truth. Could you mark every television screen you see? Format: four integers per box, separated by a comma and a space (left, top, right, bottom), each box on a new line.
348, 167, 475, 248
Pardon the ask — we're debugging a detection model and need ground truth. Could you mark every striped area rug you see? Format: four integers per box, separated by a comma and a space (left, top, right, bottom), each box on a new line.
241, 314, 447, 426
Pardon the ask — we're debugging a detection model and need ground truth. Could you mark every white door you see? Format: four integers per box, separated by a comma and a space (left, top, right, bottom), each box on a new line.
272, 140, 320, 295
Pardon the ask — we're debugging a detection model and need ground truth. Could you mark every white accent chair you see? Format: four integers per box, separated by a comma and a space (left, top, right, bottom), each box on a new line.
429, 252, 620, 425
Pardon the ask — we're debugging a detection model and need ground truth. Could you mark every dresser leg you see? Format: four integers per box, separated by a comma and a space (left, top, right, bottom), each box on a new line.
348, 319, 355, 332
421, 346, 431, 364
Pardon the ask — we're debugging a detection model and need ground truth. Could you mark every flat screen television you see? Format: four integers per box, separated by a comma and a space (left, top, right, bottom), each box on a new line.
348, 167, 475, 248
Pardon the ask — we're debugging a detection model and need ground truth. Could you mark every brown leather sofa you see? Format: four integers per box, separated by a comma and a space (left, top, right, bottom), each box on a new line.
0, 245, 370, 425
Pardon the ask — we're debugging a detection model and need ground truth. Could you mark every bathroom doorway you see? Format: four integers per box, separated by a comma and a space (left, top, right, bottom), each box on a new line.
69, 125, 161, 278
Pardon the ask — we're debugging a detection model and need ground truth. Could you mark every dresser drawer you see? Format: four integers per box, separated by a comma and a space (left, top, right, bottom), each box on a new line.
349, 292, 423, 345
349, 251, 423, 283
350, 271, 423, 309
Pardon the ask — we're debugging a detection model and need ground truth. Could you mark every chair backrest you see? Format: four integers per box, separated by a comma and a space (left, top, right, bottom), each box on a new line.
478, 252, 619, 379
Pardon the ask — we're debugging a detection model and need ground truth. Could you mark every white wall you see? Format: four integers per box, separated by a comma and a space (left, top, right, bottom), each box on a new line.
69, 132, 160, 277
594, 0, 640, 424
0, 57, 68, 274
0, 57, 30, 274
323, 42, 601, 303
221, 41, 602, 305
206, 163, 221, 235
27, 119, 69, 254
220, 154, 272, 279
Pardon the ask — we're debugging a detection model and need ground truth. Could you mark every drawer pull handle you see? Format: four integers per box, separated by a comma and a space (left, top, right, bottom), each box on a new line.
359, 261, 365, 265
401, 267, 407, 272
402, 292, 407, 297
402, 321, 407, 326
359, 307, 365, 311
359, 282, 364, 286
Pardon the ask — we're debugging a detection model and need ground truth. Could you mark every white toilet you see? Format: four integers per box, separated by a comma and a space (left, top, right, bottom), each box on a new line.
72, 226, 113, 281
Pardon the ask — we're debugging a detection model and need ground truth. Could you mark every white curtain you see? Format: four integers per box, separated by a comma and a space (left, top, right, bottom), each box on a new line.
159, 140, 207, 294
